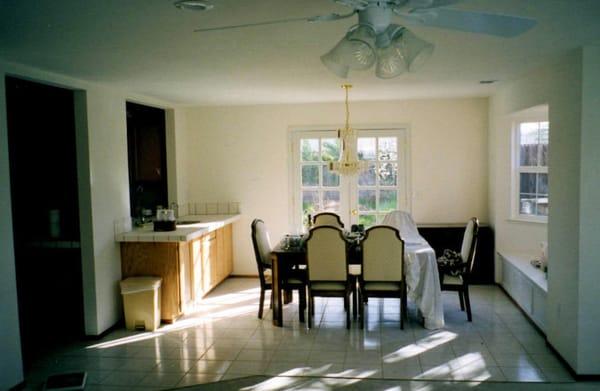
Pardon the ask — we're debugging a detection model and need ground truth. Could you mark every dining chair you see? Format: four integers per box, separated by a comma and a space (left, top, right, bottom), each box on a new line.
312, 212, 345, 229
305, 225, 353, 329
358, 225, 407, 329
251, 219, 307, 321
439, 217, 479, 322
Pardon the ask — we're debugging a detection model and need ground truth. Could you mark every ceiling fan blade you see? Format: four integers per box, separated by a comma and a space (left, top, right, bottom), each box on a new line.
194, 11, 355, 33
406, 8, 536, 37
407, 0, 461, 10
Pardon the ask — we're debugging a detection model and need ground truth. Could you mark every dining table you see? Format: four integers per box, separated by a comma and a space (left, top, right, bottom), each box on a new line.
270, 214, 445, 330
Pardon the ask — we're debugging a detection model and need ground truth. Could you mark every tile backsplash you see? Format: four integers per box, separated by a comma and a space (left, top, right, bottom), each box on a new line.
183, 201, 240, 215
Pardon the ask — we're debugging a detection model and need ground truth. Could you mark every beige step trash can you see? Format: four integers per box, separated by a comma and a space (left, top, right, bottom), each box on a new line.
120, 277, 162, 331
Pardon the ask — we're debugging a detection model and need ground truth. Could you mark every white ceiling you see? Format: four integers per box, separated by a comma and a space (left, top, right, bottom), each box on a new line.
1, 0, 599, 106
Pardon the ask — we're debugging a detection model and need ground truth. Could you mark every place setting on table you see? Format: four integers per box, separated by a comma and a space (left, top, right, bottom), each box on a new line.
267, 210, 445, 330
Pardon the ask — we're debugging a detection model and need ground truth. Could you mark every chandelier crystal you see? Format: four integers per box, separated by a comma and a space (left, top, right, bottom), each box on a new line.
329, 84, 368, 176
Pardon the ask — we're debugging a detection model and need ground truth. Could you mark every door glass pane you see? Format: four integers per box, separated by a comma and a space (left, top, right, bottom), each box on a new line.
358, 163, 376, 186
358, 190, 376, 211
301, 139, 319, 161
359, 214, 376, 227
379, 190, 397, 212
302, 191, 319, 215
323, 191, 340, 212
302, 165, 319, 186
379, 163, 398, 186
357, 138, 376, 160
378, 137, 397, 161
322, 164, 340, 187
520, 123, 539, 166
321, 138, 340, 162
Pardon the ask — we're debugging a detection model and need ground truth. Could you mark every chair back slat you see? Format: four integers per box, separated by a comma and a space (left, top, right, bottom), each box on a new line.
362, 226, 404, 282
306, 226, 347, 281
312, 212, 344, 229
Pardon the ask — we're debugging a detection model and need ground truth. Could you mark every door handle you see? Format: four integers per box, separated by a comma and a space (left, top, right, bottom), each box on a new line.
351, 209, 358, 216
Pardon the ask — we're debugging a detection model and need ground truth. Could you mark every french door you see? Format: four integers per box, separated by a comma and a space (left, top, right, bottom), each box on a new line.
291, 128, 409, 231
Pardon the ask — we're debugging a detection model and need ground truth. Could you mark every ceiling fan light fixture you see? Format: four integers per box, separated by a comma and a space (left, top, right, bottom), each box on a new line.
344, 24, 377, 70
321, 46, 350, 78
401, 29, 434, 72
375, 45, 407, 79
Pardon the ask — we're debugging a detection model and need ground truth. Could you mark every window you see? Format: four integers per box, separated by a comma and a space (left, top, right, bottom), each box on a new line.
513, 120, 549, 221
292, 128, 409, 231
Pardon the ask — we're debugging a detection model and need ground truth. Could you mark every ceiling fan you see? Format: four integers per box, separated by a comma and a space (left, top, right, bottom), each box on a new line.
176, 0, 537, 79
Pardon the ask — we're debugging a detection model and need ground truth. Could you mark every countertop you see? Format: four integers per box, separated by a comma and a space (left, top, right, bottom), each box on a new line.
116, 214, 240, 243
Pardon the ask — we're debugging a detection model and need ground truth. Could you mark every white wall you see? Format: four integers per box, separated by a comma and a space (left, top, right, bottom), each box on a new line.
182, 98, 489, 275
0, 69, 24, 391
490, 48, 600, 374
489, 51, 581, 367
577, 45, 600, 373
0, 60, 182, 350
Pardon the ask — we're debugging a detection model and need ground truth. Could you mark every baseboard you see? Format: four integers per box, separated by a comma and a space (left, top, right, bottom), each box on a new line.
84, 319, 124, 340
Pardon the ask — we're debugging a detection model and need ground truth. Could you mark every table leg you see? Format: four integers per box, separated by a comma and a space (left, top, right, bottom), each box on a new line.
271, 253, 283, 327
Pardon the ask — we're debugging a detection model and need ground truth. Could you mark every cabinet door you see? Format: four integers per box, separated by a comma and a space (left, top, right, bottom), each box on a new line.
224, 224, 233, 276
189, 237, 203, 300
121, 242, 180, 322
209, 232, 218, 289
178, 242, 193, 312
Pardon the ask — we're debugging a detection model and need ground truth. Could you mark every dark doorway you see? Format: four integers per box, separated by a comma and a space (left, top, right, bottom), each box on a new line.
126, 102, 168, 220
6, 76, 85, 369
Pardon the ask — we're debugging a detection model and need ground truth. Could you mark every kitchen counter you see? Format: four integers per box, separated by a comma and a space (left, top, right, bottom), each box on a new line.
116, 214, 240, 243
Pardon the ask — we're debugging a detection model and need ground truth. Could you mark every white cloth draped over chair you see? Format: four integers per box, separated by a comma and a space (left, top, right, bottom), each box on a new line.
382, 210, 427, 245
382, 210, 445, 329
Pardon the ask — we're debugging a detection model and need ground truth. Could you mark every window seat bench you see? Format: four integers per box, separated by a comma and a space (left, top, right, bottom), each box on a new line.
498, 251, 547, 333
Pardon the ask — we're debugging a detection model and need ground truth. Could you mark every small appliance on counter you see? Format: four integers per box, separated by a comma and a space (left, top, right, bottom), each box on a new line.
154, 208, 177, 232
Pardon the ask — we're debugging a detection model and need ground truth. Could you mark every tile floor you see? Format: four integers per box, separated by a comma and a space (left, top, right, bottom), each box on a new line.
23, 278, 582, 390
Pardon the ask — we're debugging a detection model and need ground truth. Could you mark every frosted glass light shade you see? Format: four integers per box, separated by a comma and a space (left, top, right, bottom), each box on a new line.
401, 30, 434, 72
375, 45, 407, 79
321, 40, 350, 78
344, 24, 376, 70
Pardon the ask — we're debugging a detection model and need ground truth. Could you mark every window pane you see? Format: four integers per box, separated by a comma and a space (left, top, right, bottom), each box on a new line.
539, 125, 549, 166
302, 165, 319, 186
322, 164, 340, 187
537, 173, 548, 195
357, 138, 376, 161
379, 163, 398, 186
358, 163, 376, 186
536, 196, 549, 216
519, 195, 536, 216
323, 191, 340, 212
379, 190, 397, 212
520, 173, 536, 194
301, 139, 319, 161
302, 191, 319, 215
358, 190, 376, 211
321, 138, 340, 162
359, 214, 376, 227
520, 123, 540, 166
378, 137, 397, 161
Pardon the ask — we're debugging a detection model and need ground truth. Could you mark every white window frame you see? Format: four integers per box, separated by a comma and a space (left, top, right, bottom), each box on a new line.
288, 125, 411, 232
511, 117, 549, 223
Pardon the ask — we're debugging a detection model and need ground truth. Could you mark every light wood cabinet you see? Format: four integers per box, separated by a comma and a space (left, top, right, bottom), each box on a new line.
121, 223, 234, 323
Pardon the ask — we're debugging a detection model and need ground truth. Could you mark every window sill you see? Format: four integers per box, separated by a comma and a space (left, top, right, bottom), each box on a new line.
507, 217, 548, 225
